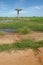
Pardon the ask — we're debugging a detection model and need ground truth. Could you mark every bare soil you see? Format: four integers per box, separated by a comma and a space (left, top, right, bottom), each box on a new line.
0, 31, 43, 44
0, 32, 43, 65
0, 48, 43, 65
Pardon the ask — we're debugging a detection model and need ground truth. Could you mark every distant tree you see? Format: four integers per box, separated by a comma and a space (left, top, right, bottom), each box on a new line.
15, 9, 22, 18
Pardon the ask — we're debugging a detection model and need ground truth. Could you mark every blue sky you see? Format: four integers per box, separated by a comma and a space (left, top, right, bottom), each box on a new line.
0, 0, 43, 17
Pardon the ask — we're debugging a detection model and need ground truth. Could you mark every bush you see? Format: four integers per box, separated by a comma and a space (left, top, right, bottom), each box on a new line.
16, 27, 32, 34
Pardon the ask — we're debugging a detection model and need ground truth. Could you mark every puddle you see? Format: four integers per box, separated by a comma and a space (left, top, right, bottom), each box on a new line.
0, 20, 13, 22
0, 29, 15, 33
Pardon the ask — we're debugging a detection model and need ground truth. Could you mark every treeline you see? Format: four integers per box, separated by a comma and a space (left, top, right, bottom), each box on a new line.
0, 17, 43, 20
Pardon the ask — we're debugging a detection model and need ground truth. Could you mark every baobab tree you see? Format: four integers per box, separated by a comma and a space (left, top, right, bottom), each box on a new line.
15, 9, 22, 18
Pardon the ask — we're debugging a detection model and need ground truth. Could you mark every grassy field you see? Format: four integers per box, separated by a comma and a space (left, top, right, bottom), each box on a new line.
0, 39, 43, 51
0, 17, 43, 51
0, 17, 43, 33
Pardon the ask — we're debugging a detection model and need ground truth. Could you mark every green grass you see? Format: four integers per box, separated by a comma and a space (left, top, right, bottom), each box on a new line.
13, 27, 32, 34
0, 17, 43, 51
0, 40, 43, 51
0, 17, 43, 32
0, 32, 5, 36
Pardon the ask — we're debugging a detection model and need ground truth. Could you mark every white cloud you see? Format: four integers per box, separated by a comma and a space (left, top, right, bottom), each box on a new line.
0, 2, 5, 9
0, 1, 9, 11
0, 4, 43, 17
34, 6, 43, 10
34, 6, 41, 9
19, 5, 43, 16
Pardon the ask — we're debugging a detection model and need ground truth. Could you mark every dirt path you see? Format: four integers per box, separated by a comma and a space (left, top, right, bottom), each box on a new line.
0, 48, 43, 65
0, 32, 43, 44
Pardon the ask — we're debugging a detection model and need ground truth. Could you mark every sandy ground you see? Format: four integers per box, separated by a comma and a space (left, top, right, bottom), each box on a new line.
0, 48, 43, 65
0, 32, 43, 44
0, 32, 43, 65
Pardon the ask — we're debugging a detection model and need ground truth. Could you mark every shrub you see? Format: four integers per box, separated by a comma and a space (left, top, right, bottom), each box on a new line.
16, 27, 32, 34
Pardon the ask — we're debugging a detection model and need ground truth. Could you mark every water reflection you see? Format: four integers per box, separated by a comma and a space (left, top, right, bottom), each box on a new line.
0, 29, 15, 33
0, 20, 13, 22
0, 20, 15, 33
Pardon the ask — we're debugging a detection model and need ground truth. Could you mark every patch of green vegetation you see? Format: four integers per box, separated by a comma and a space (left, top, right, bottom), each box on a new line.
0, 17, 43, 32
0, 40, 43, 51
0, 32, 5, 36
13, 27, 32, 34
12, 40, 43, 49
